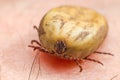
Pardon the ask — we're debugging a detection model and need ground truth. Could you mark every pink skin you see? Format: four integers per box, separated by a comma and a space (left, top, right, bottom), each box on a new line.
0, 0, 120, 80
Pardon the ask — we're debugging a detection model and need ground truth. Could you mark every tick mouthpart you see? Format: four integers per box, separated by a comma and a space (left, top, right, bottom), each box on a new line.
54, 40, 67, 54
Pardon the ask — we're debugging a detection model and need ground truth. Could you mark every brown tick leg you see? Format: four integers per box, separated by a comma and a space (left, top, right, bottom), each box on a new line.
31, 40, 41, 46
74, 60, 83, 72
33, 25, 39, 33
28, 45, 48, 53
28, 45, 42, 51
94, 51, 114, 56
84, 57, 103, 66
28, 45, 54, 54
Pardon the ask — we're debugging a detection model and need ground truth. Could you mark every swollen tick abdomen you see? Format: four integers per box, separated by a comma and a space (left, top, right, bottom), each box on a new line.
28, 5, 113, 73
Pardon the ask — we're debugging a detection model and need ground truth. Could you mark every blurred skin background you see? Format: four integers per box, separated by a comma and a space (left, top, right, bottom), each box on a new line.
0, 0, 120, 80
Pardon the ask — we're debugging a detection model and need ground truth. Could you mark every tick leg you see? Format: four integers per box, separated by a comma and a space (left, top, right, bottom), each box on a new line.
31, 40, 41, 46
74, 60, 83, 72
94, 51, 114, 56
28, 45, 41, 51
84, 57, 103, 66
33, 25, 39, 33
28, 45, 50, 53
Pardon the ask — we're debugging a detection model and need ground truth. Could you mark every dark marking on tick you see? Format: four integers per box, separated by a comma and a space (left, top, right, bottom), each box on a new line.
69, 17, 75, 20
76, 22, 80, 25
60, 19, 65, 29
67, 26, 76, 37
39, 26, 46, 36
54, 40, 67, 54
52, 15, 66, 29
45, 23, 49, 26
75, 31, 89, 41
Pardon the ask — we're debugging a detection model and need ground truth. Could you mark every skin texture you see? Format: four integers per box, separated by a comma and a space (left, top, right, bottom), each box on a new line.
39, 6, 108, 59
0, 0, 120, 80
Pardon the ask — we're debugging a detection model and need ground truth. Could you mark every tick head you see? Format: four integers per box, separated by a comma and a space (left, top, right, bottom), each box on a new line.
54, 40, 67, 54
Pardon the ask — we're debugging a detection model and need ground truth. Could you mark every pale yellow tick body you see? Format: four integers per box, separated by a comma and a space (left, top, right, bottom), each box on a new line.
28, 6, 114, 76
30, 6, 108, 59
38, 6, 108, 60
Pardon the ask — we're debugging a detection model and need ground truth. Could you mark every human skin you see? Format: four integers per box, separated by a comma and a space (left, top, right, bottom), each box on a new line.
0, 0, 120, 80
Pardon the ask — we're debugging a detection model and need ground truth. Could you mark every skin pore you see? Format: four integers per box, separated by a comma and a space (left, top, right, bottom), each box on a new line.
0, 0, 120, 80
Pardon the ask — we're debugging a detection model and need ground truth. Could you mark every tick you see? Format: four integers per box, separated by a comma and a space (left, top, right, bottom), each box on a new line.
28, 5, 113, 73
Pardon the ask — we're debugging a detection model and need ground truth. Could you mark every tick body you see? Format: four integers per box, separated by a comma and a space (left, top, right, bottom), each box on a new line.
37, 6, 108, 59
29, 6, 113, 73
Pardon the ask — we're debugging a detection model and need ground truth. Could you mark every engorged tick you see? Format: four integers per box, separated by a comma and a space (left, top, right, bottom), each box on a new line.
28, 6, 114, 79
